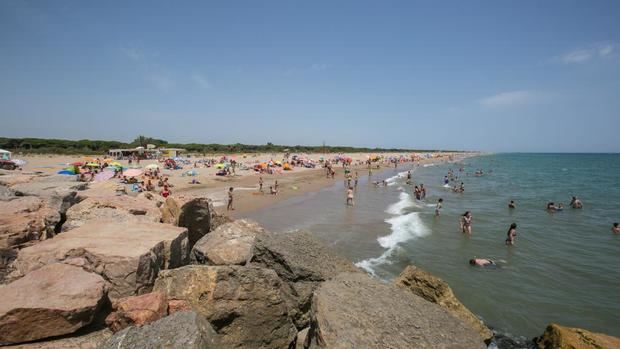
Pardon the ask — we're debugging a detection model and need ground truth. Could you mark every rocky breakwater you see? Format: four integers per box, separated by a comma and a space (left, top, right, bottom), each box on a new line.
0, 174, 87, 279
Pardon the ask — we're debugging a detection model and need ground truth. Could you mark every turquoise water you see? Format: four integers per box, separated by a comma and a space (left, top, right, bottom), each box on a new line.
244, 154, 620, 343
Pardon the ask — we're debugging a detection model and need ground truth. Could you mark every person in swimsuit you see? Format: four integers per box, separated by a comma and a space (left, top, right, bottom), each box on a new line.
570, 196, 583, 209
414, 186, 421, 200
505, 223, 517, 245
259, 177, 264, 193
420, 184, 426, 200
435, 198, 443, 216
460, 211, 472, 234
508, 200, 516, 209
612, 223, 620, 234
469, 258, 495, 267
546, 202, 557, 211
227, 187, 234, 211
354, 172, 359, 187
346, 187, 354, 206
406, 171, 412, 185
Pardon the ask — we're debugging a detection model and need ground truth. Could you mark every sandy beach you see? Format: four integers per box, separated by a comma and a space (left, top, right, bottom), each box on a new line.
13, 152, 474, 217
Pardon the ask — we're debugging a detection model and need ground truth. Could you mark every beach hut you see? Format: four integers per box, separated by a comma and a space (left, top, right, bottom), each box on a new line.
0, 149, 11, 161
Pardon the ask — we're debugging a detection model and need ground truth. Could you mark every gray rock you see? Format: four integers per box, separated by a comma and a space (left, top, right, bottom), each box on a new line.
154, 265, 297, 349
4, 329, 112, 349
191, 219, 265, 265
251, 230, 361, 328
178, 198, 215, 248
306, 272, 487, 349
99, 311, 219, 349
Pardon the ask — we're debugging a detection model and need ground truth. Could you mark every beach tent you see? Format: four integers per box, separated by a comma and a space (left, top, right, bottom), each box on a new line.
0, 149, 11, 161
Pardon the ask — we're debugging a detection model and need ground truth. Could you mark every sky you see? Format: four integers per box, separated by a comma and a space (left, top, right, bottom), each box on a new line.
1, 1, 619, 152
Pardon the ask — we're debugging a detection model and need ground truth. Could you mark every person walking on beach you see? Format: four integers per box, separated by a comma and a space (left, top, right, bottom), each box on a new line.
259, 177, 264, 193
346, 186, 354, 206
570, 196, 583, 209
505, 223, 517, 245
460, 211, 472, 234
435, 198, 443, 216
227, 187, 234, 211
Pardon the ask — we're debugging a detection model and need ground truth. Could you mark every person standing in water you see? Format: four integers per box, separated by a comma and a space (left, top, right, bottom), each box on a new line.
346, 186, 354, 206
420, 184, 426, 200
354, 172, 359, 187
570, 196, 583, 209
505, 223, 517, 245
227, 187, 234, 211
259, 177, 264, 193
435, 198, 443, 216
460, 211, 472, 234
508, 200, 516, 209
406, 171, 412, 185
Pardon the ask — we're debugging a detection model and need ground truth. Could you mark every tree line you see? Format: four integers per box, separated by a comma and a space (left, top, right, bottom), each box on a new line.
0, 136, 458, 155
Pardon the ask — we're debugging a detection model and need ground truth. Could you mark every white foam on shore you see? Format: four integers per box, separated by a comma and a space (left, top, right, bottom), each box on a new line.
385, 192, 413, 215
357, 193, 430, 275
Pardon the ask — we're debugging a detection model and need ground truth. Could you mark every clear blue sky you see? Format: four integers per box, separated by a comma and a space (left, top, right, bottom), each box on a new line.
1, 1, 619, 152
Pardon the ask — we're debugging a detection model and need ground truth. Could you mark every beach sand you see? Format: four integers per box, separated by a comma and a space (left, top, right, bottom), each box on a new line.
13, 152, 474, 217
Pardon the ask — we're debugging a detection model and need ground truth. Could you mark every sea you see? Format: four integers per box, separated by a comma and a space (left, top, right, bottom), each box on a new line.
243, 153, 620, 348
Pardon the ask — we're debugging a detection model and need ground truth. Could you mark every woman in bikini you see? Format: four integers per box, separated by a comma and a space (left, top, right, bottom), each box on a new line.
505, 223, 517, 245
460, 211, 472, 234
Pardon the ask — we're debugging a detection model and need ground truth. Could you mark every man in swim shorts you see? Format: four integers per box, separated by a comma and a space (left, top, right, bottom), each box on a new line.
469, 258, 495, 267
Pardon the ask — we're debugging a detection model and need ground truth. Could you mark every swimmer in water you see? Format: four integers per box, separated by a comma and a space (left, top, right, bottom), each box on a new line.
460, 211, 472, 234
505, 223, 517, 245
612, 223, 620, 234
508, 200, 516, 209
546, 202, 557, 211
570, 196, 583, 209
469, 258, 495, 267
435, 198, 443, 216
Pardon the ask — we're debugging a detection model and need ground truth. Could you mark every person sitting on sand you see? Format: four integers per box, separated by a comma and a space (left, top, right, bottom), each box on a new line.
505, 223, 517, 245
188, 179, 201, 184
460, 211, 472, 234
569, 196, 583, 209
146, 180, 155, 192
613, 223, 620, 234
508, 200, 516, 209
157, 178, 164, 187
435, 198, 443, 216
469, 258, 495, 267
346, 187, 354, 206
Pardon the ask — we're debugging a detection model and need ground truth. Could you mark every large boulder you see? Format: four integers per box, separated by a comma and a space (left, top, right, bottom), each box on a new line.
62, 195, 163, 231
160, 196, 181, 224
105, 292, 168, 332
11, 175, 87, 239
3, 329, 112, 349
251, 230, 360, 328
178, 198, 216, 248
0, 196, 46, 249
154, 265, 297, 349
0, 263, 106, 345
395, 265, 493, 342
306, 272, 487, 349
534, 323, 620, 349
100, 311, 220, 349
11, 221, 189, 300
191, 219, 265, 265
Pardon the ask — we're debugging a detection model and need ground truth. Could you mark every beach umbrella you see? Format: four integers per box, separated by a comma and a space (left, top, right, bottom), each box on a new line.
95, 171, 115, 182
145, 163, 159, 170
124, 169, 143, 177
109, 161, 122, 167
70, 162, 84, 166
57, 170, 75, 175
86, 162, 100, 167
